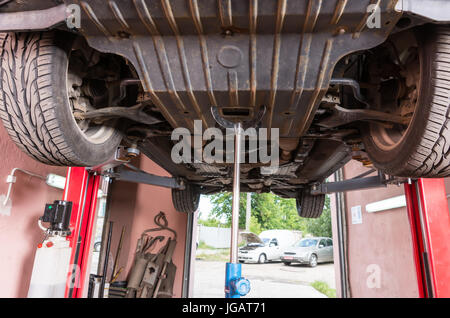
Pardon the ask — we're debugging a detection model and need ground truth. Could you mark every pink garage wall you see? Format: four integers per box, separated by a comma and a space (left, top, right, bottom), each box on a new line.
106, 157, 187, 298
0, 125, 66, 297
334, 160, 419, 297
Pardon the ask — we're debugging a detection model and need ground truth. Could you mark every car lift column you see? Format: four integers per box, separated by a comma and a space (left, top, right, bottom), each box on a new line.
63, 167, 101, 298
404, 178, 450, 298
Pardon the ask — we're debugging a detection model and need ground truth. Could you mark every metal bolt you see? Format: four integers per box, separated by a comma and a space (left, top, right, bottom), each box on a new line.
126, 147, 140, 157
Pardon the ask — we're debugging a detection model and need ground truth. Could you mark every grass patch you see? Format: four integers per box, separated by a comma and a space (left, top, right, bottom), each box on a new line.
196, 249, 230, 262
197, 241, 218, 250
310, 281, 336, 298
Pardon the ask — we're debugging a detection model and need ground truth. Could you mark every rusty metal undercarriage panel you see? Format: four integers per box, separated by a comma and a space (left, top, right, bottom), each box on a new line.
69, 0, 401, 152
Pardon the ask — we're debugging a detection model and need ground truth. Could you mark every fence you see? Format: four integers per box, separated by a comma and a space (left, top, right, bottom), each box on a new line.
197, 225, 231, 248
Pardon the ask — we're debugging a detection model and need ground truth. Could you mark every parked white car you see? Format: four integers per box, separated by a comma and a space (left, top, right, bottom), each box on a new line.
238, 230, 301, 264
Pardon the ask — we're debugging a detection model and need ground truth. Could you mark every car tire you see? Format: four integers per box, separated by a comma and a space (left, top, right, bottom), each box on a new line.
283, 262, 291, 266
0, 32, 122, 166
296, 190, 325, 218
309, 254, 318, 267
362, 26, 450, 177
94, 241, 101, 252
172, 183, 200, 213
257, 253, 267, 264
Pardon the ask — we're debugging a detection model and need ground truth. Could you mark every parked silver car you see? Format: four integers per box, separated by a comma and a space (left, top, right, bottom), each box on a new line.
281, 237, 333, 267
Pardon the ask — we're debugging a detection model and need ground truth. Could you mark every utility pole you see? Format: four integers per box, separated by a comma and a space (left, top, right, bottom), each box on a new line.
245, 192, 251, 231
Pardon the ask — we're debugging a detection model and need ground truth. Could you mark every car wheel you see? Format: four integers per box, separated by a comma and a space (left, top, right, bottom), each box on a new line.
283, 262, 291, 266
309, 254, 318, 267
0, 32, 122, 166
172, 183, 200, 213
362, 25, 450, 177
296, 190, 325, 218
258, 253, 267, 264
94, 241, 101, 252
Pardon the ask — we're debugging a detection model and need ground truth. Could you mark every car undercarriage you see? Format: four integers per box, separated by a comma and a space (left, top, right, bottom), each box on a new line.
1, 0, 450, 213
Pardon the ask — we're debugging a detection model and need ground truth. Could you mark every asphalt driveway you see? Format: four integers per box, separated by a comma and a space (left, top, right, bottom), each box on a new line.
192, 260, 335, 298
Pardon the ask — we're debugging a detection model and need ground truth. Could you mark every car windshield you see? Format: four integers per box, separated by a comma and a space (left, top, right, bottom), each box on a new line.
261, 238, 270, 246
296, 239, 318, 247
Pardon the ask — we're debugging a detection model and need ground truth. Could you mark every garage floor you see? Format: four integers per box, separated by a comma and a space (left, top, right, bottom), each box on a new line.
193, 260, 335, 298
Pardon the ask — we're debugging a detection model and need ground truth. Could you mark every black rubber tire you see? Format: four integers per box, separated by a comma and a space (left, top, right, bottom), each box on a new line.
362, 26, 450, 177
283, 262, 291, 266
296, 190, 325, 218
0, 32, 122, 166
309, 254, 318, 267
94, 241, 101, 252
257, 253, 267, 264
172, 183, 200, 213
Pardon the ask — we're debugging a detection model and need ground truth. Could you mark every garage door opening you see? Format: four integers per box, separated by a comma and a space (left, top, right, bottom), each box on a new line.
191, 192, 337, 298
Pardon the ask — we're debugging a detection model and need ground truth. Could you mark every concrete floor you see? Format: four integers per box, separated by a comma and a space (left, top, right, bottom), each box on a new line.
192, 260, 335, 298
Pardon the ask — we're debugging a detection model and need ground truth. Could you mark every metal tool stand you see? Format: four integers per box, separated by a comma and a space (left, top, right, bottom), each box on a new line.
224, 123, 250, 298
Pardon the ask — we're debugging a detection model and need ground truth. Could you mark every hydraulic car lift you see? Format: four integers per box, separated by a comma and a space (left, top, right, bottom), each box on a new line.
314, 173, 450, 298
404, 179, 450, 298
30, 150, 449, 298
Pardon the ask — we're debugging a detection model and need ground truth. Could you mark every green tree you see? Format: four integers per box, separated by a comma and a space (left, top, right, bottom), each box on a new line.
208, 192, 332, 237
208, 192, 308, 232
209, 192, 248, 228
198, 218, 222, 227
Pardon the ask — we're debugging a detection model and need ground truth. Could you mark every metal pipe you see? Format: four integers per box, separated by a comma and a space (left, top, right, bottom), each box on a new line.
3, 168, 46, 206
329, 78, 369, 107
352, 168, 376, 180
334, 169, 348, 298
112, 78, 141, 105
230, 123, 242, 264
312, 174, 386, 195
182, 212, 195, 298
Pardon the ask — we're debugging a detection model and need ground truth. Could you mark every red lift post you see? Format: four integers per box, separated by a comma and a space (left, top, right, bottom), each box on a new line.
404, 178, 450, 298
62, 167, 101, 298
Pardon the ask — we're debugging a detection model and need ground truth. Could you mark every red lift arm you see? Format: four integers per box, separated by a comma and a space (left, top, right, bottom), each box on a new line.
404, 178, 450, 298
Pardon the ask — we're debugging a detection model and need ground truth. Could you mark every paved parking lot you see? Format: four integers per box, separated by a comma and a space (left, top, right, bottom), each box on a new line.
192, 260, 335, 298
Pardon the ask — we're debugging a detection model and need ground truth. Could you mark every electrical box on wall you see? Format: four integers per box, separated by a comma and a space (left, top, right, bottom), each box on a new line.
351, 206, 362, 224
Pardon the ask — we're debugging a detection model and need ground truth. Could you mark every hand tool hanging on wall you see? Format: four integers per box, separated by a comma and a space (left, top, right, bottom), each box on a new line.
124, 211, 177, 298
111, 225, 126, 281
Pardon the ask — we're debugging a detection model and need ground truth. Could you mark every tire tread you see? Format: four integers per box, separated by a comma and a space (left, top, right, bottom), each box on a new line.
296, 191, 325, 218
411, 28, 450, 177
0, 32, 77, 165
